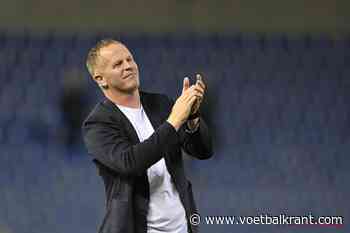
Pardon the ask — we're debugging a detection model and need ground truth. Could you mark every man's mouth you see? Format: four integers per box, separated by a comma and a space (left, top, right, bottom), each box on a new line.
123, 73, 134, 79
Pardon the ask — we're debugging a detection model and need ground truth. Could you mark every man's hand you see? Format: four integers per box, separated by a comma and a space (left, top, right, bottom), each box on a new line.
182, 74, 206, 131
167, 84, 202, 131
189, 74, 206, 115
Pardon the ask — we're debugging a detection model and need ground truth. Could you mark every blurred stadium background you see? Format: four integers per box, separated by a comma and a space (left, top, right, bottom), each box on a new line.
0, 0, 349, 233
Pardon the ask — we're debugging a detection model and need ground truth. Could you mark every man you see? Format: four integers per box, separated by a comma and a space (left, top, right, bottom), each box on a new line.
82, 39, 213, 233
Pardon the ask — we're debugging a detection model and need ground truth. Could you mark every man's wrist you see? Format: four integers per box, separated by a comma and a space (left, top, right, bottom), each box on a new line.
166, 117, 181, 131
186, 117, 200, 133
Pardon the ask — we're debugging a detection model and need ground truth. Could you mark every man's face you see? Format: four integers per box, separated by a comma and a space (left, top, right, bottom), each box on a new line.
96, 43, 140, 93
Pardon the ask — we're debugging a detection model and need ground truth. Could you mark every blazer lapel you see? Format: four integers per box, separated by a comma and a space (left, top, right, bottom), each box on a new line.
140, 91, 163, 130
103, 97, 140, 144
103, 91, 163, 144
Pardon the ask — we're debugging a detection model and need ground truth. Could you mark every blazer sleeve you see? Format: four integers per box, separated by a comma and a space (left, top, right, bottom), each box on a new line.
82, 112, 180, 176
165, 96, 213, 160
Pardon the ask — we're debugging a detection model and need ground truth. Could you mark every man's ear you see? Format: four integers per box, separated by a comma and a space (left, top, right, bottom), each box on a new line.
94, 74, 108, 89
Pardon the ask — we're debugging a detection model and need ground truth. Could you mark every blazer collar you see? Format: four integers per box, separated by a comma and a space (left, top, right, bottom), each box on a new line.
103, 90, 162, 144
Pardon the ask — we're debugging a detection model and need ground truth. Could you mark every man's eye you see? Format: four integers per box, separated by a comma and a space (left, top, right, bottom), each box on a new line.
113, 62, 122, 68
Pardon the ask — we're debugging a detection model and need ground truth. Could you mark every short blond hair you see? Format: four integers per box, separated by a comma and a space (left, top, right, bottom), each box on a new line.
86, 39, 121, 77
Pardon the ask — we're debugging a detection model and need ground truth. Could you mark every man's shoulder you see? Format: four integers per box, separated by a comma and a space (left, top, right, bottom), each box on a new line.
82, 100, 113, 125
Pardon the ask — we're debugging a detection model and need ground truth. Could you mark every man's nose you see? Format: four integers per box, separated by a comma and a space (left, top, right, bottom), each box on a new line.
123, 61, 132, 70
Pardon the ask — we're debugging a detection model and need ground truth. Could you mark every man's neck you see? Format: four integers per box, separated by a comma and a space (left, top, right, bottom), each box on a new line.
105, 89, 141, 108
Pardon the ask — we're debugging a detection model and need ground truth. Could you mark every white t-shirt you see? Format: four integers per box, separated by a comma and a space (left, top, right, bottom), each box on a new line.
116, 104, 188, 233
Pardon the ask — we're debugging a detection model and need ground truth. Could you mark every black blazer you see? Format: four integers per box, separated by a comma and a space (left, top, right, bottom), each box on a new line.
82, 90, 213, 233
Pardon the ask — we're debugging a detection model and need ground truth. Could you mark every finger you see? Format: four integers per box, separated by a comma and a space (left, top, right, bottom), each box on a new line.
185, 89, 203, 101
182, 85, 196, 100
189, 91, 203, 100
195, 84, 205, 93
182, 77, 190, 93
196, 80, 206, 91
184, 85, 200, 96
193, 86, 205, 96
196, 73, 202, 81
184, 89, 201, 101
196, 74, 203, 85
189, 94, 198, 105
194, 92, 204, 99
193, 93, 203, 104
196, 73, 206, 85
